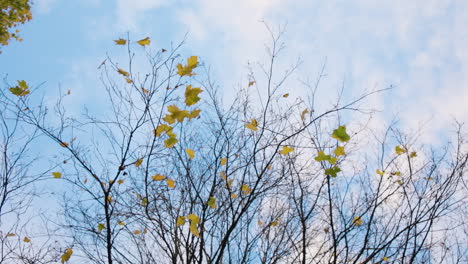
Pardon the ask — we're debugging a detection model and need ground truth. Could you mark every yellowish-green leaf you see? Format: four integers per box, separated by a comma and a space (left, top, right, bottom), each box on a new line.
141, 197, 148, 206
248, 81, 255, 87
188, 109, 201, 119
177, 56, 198, 76
135, 158, 143, 167
410, 151, 417, 158
220, 171, 227, 181
186, 148, 195, 159
187, 213, 200, 224
52, 172, 62, 179
117, 68, 130, 77
383, 257, 389, 261
279, 146, 294, 155
117, 221, 125, 226
97, 223, 105, 232
166, 178, 176, 188
241, 184, 252, 195
395, 146, 406, 155
114, 38, 126, 45
325, 166, 341, 177
61, 248, 73, 264
163, 105, 190, 124
176, 216, 186, 226
245, 119, 258, 131
331, 125, 351, 142
315, 151, 332, 162
154, 124, 172, 137
329, 157, 337, 165
164, 136, 178, 148
184, 85, 203, 106
9, 80, 30, 96
334, 146, 345, 156
207, 196, 216, 209
189, 222, 200, 237
136, 37, 150, 46
352, 216, 363, 226
270, 220, 279, 227
152, 174, 165, 181
220, 157, 227, 166
230, 193, 238, 199
227, 179, 234, 188
23, 237, 30, 243
376, 169, 385, 176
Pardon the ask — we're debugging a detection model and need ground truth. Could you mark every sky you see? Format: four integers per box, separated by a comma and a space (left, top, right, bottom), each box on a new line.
1, 0, 467, 145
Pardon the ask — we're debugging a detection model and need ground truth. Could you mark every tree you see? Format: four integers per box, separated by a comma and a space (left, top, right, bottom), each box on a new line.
5, 30, 468, 264
0, 0, 32, 52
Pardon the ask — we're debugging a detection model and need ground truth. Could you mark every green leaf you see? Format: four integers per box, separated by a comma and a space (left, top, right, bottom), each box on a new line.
331, 126, 350, 142
334, 146, 346, 156
315, 151, 332, 162
325, 166, 341, 177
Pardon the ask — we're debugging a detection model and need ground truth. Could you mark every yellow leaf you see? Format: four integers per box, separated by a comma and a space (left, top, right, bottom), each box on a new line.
152, 174, 166, 181
117, 221, 125, 226
61, 248, 73, 263
279, 146, 294, 155
245, 119, 258, 131
164, 136, 178, 148
270, 221, 279, 227
163, 105, 190, 124
142, 87, 149, 94
136, 37, 150, 46
189, 222, 200, 237
52, 172, 62, 179
230, 193, 238, 199
9, 80, 30, 97
6, 233, 16, 237
125, 78, 133, 83
207, 196, 216, 209
177, 56, 198, 76
23, 237, 30, 243
301, 109, 309, 121
106, 195, 112, 203
220, 157, 227, 166
266, 164, 272, 170
220, 171, 227, 181
60, 142, 69, 148
376, 169, 385, 176
186, 148, 195, 159
135, 158, 143, 167
187, 213, 200, 224
241, 184, 252, 195
227, 179, 233, 188
117, 179, 125, 184
391, 171, 401, 176
248, 81, 255, 87
141, 197, 148, 206
257, 220, 263, 226
334, 146, 345, 156
410, 151, 417, 158
109, 180, 114, 184
176, 216, 186, 226
395, 146, 406, 155
397, 180, 404, 185
282, 93, 289, 98
184, 85, 203, 106
154, 124, 172, 137
117, 68, 130, 77
166, 178, 176, 188
383, 257, 389, 261
133, 230, 141, 235
97, 223, 105, 232
188, 109, 201, 119
114, 38, 126, 45
352, 216, 363, 226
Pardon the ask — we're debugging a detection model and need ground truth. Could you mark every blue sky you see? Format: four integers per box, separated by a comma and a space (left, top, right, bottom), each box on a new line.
1, 0, 467, 145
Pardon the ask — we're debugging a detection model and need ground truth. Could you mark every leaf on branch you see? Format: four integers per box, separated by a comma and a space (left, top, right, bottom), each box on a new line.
395, 145, 406, 155
220, 157, 227, 166
61, 248, 73, 263
279, 146, 294, 155
97, 223, 105, 232
186, 148, 195, 159
152, 174, 165, 181
248, 81, 255, 87
376, 169, 385, 176
177, 56, 198, 77
410, 151, 417, 158
176, 216, 186, 226
136, 37, 150, 46
117, 221, 125, 226
9, 80, 30, 96
114, 38, 126, 45
154, 124, 172, 137
164, 136, 178, 148
334, 146, 345, 156
184, 85, 203, 106
133, 230, 142, 235
23, 237, 30, 242
300, 109, 309, 121
187, 214, 200, 237
324, 166, 341, 177
331, 125, 351, 142
60, 141, 69, 148
117, 68, 130, 77
207, 196, 216, 209
220, 171, 227, 181
52, 172, 62, 179
352, 216, 363, 226
166, 179, 176, 188
245, 119, 258, 131
230, 193, 238, 199
117, 179, 125, 184
135, 158, 143, 167
282, 93, 289, 98
314, 151, 332, 162
6, 233, 16, 237
241, 184, 252, 195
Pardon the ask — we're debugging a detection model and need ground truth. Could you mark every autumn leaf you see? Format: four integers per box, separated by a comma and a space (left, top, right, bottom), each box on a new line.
227, 179, 234, 188
52, 172, 62, 179
282, 93, 289, 98
248, 81, 255, 87
376, 169, 385, 176
220, 157, 227, 166
334, 146, 345, 156
60, 142, 69, 148
352, 216, 363, 226
241, 184, 252, 195
6, 233, 16, 237
177, 56, 198, 76
383, 257, 389, 262
176, 216, 186, 226
395, 145, 406, 155
230, 193, 238, 199
117, 68, 130, 77
391, 171, 401, 176
114, 38, 126, 45
187, 214, 200, 237
186, 148, 195, 159
207, 196, 216, 209
9, 80, 30, 96
220, 171, 227, 181
154, 124, 172, 137
163, 105, 190, 124
325, 166, 341, 177
133, 230, 142, 235
184, 85, 203, 106
315, 151, 332, 162
97, 223, 105, 232
23, 237, 30, 243
166, 178, 176, 188
410, 151, 417, 158
188, 109, 201, 119
141, 87, 149, 94
331, 125, 351, 142
117, 179, 125, 184
117, 221, 125, 226
125, 78, 133, 83
245, 119, 258, 131
152, 174, 165, 181
300, 109, 309, 121
279, 146, 294, 155
270, 220, 279, 227
61, 248, 73, 263
136, 37, 150, 46
257, 220, 263, 226
164, 136, 178, 148
135, 158, 143, 167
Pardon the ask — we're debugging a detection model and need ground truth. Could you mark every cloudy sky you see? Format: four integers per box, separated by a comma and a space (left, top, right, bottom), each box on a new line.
1, 0, 467, 144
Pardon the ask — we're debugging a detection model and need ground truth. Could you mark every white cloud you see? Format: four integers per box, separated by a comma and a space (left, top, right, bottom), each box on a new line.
115, 0, 167, 30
